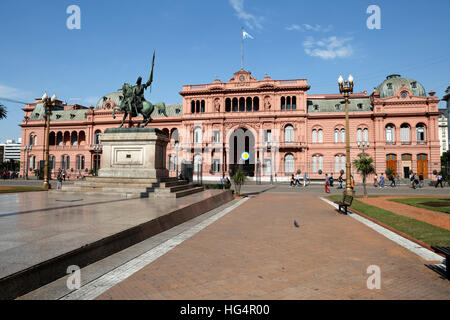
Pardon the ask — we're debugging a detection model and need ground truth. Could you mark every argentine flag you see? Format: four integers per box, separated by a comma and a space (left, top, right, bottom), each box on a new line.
242, 29, 254, 40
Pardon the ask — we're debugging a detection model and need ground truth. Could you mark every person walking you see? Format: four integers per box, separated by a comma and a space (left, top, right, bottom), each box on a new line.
325, 174, 330, 193
435, 173, 444, 188
295, 172, 301, 186
351, 175, 355, 189
379, 173, 385, 188
389, 173, 396, 187
303, 172, 308, 187
373, 173, 378, 187
338, 174, 343, 189
329, 173, 334, 187
290, 174, 295, 187
57, 173, 63, 190
62, 170, 66, 181
419, 173, 424, 188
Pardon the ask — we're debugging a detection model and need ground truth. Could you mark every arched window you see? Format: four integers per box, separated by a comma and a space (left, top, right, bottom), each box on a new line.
253, 97, 259, 111
357, 129, 362, 142
239, 97, 245, 112
57, 132, 63, 146
246, 97, 252, 112
196, 100, 200, 113
71, 131, 78, 146
50, 156, 55, 169
312, 130, 317, 143
363, 128, 369, 142
335, 155, 345, 172
312, 156, 317, 172
284, 125, 294, 142
225, 98, 231, 112
340, 129, 345, 142
232, 98, 238, 112
194, 127, 202, 144
292, 96, 296, 110
386, 125, 395, 143
194, 154, 202, 173
94, 130, 102, 145
286, 96, 291, 110
281, 97, 285, 110
416, 124, 426, 142
78, 131, 86, 145
201, 100, 205, 113
318, 129, 323, 143
400, 124, 410, 143
66, 156, 70, 170
29, 134, 34, 146
318, 155, 323, 171
191, 101, 195, 113
49, 132, 56, 146
284, 153, 294, 173
334, 129, 339, 143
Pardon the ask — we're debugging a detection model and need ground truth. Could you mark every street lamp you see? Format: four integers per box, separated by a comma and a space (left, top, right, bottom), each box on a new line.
338, 74, 354, 195
41, 92, 57, 190
23, 145, 32, 180
357, 140, 370, 156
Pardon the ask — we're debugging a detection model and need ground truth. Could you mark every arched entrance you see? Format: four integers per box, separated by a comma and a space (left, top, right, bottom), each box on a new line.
229, 128, 255, 176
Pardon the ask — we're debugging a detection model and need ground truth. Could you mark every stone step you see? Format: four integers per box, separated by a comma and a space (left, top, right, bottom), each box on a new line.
73, 181, 159, 188
151, 186, 204, 198
153, 183, 193, 193
84, 177, 159, 184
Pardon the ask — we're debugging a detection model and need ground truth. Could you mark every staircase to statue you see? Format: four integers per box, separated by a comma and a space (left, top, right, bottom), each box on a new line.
56, 177, 204, 199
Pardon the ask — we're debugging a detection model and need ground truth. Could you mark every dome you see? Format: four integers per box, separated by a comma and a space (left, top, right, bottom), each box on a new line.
376, 74, 426, 98
96, 91, 123, 109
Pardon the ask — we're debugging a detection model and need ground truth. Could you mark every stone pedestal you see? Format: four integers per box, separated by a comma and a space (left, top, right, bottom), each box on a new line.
98, 128, 169, 179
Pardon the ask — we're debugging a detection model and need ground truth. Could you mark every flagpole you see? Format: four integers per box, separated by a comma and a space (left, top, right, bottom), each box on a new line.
241, 27, 244, 70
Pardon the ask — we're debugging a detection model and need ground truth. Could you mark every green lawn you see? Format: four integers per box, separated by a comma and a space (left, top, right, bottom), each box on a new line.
328, 195, 450, 246
0, 186, 45, 193
389, 197, 450, 214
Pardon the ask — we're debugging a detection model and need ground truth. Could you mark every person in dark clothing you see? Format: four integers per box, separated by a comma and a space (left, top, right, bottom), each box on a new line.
389, 174, 396, 187
435, 174, 444, 188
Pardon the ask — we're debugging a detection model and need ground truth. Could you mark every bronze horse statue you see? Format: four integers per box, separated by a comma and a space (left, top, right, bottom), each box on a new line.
111, 52, 168, 128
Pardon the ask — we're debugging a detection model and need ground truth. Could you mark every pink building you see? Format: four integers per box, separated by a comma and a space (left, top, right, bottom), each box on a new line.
19, 70, 441, 182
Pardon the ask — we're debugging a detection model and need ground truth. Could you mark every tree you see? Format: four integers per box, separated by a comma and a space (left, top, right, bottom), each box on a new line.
353, 155, 376, 198
441, 151, 449, 181
232, 169, 247, 196
0, 104, 7, 119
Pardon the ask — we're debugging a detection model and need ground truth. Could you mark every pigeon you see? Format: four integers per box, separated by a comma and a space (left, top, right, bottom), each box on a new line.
294, 220, 299, 228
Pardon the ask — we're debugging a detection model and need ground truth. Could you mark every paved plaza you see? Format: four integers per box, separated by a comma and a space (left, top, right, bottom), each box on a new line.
1, 184, 448, 300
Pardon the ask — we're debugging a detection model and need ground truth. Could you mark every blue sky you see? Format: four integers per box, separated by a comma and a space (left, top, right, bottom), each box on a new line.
0, 0, 449, 141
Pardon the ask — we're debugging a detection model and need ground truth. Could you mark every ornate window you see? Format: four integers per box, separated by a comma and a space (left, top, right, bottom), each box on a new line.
312, 130, 317, 143
400, 124, 410, 143
284, 125, 294, 143
284, 153, 294, 173
318, 129, 323, 143
194, 127, 202, 144
340, 129, 345, 142
386, 125, 395, 143
416, 124, 426, 142
334, 129, 339, 143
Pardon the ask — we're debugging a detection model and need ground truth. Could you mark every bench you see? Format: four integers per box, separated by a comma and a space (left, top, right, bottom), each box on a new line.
431, 246, 450, 278
334, 194, 353, 214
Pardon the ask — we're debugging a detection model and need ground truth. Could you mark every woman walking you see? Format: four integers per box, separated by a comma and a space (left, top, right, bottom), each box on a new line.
325, 174, 330, 193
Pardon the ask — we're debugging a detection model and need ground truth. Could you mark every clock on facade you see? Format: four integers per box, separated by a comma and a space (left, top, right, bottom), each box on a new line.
239, 75, 245, 81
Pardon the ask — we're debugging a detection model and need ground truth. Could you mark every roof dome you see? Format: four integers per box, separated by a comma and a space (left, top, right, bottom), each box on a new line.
376, 74, 426, 98
96, 91, 123, 109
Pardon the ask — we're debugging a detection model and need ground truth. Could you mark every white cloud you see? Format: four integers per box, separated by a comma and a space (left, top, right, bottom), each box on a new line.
81, 96, 100, 107
303, 36, 354, 60
286, 23, 333, 33
229, 0, 263, 29
0, 84, 32, 101
286, 24, 302, 31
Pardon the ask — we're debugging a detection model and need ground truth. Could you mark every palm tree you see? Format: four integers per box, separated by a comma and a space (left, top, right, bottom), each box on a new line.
232, 169, 247, 196
353, 155, 376, 198
0, 104, 6, 120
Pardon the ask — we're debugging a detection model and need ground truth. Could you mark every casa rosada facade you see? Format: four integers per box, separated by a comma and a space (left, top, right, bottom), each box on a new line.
19, 70, 442, 182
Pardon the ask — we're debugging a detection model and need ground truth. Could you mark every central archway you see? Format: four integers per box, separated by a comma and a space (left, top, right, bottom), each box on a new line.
229, 127, 255, 176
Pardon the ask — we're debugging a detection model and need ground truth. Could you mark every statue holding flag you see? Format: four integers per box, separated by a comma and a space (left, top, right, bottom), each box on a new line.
112, 51, 168, 128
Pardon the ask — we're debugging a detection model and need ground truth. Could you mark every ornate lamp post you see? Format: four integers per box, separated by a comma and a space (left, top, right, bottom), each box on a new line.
357, 140, 370, 156
23, 145, 32, 180
41, 92, 57, 190
93, 144, 102, 176
338, 75, 354, 195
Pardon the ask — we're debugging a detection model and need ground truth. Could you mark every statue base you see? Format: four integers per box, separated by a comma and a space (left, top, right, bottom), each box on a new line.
98, 127, 169, 179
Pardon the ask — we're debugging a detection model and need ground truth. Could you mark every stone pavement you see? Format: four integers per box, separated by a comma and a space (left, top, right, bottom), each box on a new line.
97, 191, 450, 300
0, 189, 226, 281
360, 196, 450, 230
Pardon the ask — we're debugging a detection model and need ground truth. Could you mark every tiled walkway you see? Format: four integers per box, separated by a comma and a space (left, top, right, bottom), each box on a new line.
97, 192, 450, 300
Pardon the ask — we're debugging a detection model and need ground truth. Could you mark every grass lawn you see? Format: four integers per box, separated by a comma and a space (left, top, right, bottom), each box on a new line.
0, 186, 45, 193
389, 197, 450, 214
328, 195, 450, 246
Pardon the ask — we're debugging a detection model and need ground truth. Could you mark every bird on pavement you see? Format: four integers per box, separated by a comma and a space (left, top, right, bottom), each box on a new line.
294, 220, 299, 228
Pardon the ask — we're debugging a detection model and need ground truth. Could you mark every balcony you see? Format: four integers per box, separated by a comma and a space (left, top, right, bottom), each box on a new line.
279, 141, 304, 149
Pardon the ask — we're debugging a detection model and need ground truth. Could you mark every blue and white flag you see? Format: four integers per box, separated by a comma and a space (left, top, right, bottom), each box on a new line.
242, 30, 254, 39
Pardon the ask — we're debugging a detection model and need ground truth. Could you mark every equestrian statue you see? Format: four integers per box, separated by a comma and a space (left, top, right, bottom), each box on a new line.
111, 51, 168, 128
